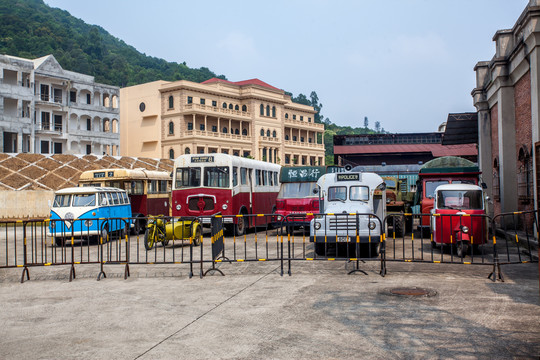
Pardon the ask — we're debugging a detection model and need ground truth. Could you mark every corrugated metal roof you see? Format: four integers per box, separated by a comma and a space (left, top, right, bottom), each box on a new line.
441, 113, 478, 145
334, 143, 477, 156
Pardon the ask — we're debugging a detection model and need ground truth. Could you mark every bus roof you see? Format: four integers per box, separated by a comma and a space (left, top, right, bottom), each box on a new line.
174, 153, 281, 172
55, 186, 127, 194
79, 168, 171, 182
419, 156, 479, 174
317, 172, 384, 190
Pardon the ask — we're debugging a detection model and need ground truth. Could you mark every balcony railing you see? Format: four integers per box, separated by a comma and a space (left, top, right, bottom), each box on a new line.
184, 103, 251, 118
184, 130, 252, 141
259, 136, 280, 142
284, 140, 324, 149
284, 117, 325, 129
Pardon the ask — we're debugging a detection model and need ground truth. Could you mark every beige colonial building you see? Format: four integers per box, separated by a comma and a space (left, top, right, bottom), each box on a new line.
120, 78, 325, 165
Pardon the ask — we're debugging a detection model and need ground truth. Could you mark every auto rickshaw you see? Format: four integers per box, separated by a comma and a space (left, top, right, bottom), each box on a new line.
144, 215, 202, 250
430, 184, 488, 257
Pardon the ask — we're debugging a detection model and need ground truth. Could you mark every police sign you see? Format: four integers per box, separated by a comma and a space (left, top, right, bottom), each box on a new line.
336, 173, 360, 181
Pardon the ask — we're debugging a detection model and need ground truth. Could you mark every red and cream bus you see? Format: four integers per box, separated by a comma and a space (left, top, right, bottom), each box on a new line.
172, 154, 281, 235
78, 168, 172, 233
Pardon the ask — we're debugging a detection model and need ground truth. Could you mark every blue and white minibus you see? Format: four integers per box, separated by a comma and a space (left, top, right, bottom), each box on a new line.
48, 187, 132, 245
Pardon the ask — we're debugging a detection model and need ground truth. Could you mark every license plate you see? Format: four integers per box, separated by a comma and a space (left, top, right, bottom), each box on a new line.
337, 236, 348, 242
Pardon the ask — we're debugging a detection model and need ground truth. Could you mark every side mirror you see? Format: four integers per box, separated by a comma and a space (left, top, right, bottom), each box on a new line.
313, 187, 319, 195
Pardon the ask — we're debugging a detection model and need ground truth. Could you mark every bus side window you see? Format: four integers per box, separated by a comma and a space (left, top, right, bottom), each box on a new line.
240, 168, 247, 185
148, 180, 157, 194
233, 167, 238, 187
262, 170, 267, 186
159, 180, 168, 193
117, 192, 124, 205
99, 193, 107, 206
270, 171, 274, 186
106, 192, 114, 205
122, 192, 129, 204
256, 170, 261, 186
111, 192, 120, 205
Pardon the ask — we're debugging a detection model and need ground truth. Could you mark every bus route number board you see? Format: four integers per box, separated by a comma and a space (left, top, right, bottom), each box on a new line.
192, 156, 214, 163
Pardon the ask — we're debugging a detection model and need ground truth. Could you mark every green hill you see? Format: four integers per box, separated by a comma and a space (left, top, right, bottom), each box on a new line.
0, 0, 385, 164
0, 0, 225, 86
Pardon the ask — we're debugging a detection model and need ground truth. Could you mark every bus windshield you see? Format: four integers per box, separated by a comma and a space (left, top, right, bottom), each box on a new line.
72, 193, 96, 207
204, 167, 230, 188
278, 182, 317, 199
176, 167, 201, 188
425, 180, 449, 199
53, 194, 71, 207
437, 190, 483, 210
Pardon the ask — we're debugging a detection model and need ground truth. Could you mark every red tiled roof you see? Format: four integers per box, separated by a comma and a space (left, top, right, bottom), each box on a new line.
201, 78, 281, 91
334, 143, 477, 157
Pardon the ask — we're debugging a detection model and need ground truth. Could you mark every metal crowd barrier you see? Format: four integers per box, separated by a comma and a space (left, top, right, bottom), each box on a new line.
0, 211, 537, 283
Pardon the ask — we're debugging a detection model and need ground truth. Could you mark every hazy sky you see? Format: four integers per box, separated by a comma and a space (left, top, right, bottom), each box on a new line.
44, 0, 528, 133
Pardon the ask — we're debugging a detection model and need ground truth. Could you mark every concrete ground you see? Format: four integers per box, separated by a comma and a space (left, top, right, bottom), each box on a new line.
0, 254, 538, 359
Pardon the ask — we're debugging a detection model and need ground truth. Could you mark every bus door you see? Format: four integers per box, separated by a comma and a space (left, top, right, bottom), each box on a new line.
248, 169, 253, 213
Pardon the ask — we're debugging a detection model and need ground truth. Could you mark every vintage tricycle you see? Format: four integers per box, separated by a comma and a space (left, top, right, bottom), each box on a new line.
144, 215, 202, 250
430, 183, 488, 257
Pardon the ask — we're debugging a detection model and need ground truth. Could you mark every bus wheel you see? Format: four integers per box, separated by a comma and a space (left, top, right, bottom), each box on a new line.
101, 227, 109, 243
235, 215, 246, 236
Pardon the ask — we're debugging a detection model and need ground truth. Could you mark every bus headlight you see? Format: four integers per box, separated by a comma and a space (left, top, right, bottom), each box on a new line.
222, 204, 228, 210
461, 225, 469, 234
368, 221, 377, 230
84, 220, 93, 227
176, 204, 181, 211
314, 222, 321, 230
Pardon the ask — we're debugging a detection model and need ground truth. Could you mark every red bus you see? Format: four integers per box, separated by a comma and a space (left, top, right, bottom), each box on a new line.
276, 166, 343, 233
172, 154, 281, 235
413, 156, 481, 233
78, 168, 172, 233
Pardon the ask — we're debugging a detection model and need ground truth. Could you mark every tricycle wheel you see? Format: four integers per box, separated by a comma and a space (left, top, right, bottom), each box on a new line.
456, 241, 468, 257
235, 215, 246, 236
193, 226, 202, 246
144, 228, 155, 250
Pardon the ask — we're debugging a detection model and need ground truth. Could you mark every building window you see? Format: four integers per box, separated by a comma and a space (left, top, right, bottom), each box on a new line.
168, 95, 174, 108
293, 114, 296, 120
243, 151, 250, 158
301, 157, 306, 165
187, 96, 193, 104
41, 112, 50, 130
139, 102, 145, 112
242, 128, 247, 136
168, 121, 174, 135
285, 113, 289, 119
212, 100, 217, 107
272, 106, 276, 117
308, 138, 312, 143
86, 93, 91, 104
222, 127, 228, 133
187, 122, 193, 131
200, 124, 205, 131
266, 129, 270, 137
169, 149, 175, 159
300, 116, 303, 121
54, 115, 62, 132
260, 129, 265, 136
70, 90, 77, 103
242, 105, 247, 112
53, 142, 62, 154
235, 105, 239, 111
518, 147, 533, 203
293, 136, 297, 141
86, 118, 91, 131
493, 158, 500, 202
308, 117, 311, 123
260, 104, 264, 116
300, 137, 304, 142
185, 147, 191, 154
212, 125, 217, 132
235, 129, 239, 135
266, 105, 270, 116
285, 155, 290, 164
86, 144, 91, 154
223, 102, 227, 109
229, 103, 233, 110
41, 140, 49, 154
200, 98, 205, 105
272, 130, 276, 138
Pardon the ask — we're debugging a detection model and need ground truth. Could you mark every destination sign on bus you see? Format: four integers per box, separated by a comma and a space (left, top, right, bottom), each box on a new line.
93, 171, 114, 178
337, 173, 360, 181
191, 156, 214, 163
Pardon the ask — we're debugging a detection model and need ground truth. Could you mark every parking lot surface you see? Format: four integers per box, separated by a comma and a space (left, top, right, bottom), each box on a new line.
1, 237, 539, 360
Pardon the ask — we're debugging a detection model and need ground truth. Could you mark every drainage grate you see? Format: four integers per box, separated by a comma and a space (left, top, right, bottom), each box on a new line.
387, 287, 437, 297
